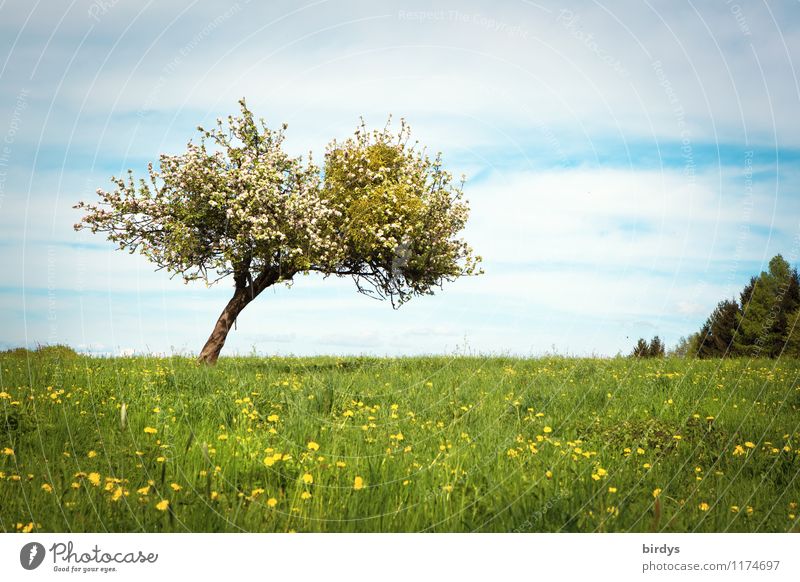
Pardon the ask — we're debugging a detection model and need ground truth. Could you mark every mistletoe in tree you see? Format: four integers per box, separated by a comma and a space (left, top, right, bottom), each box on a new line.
75, 100, 481, 363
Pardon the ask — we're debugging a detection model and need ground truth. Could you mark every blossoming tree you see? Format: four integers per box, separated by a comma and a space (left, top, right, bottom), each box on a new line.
75, 100, 481, 363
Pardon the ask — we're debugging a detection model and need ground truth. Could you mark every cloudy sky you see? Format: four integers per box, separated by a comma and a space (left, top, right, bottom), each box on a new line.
1, 0, 799, 357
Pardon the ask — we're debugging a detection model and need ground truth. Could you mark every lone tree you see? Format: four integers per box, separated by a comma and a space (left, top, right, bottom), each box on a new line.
75, 100, 481, 363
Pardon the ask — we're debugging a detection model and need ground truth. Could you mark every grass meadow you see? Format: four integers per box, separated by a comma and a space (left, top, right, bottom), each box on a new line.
1, 351, 799, 532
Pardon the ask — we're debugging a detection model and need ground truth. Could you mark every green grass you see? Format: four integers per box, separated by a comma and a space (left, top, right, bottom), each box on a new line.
1, 353, 799, 532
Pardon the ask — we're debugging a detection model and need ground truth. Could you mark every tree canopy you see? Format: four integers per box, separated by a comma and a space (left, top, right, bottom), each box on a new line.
75, 100, 481, 362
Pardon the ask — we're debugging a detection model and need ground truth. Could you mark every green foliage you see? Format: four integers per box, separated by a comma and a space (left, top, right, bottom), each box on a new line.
75, 100, 480, 307
631, 336, 665, 358
1, 354, 797, 532
734, 255, 800, 357
689, 255, 800, 359
697, 299, 740, 358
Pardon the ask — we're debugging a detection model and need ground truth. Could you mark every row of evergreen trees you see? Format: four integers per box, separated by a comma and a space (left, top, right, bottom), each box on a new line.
682, 254, 800, 358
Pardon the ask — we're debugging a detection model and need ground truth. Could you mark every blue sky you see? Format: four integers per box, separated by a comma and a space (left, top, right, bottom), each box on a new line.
1, 0, 799, 356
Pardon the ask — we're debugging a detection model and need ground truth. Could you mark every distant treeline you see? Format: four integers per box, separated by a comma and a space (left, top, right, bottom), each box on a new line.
674, 254, 800, 358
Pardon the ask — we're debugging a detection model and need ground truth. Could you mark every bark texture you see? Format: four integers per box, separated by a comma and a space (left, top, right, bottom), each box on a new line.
197, 268, 283, 364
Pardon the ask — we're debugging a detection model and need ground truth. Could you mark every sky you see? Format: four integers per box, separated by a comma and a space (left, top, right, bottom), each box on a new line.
1, 0, 799, 357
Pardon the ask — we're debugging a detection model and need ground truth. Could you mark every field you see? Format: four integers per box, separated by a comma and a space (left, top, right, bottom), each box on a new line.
1, 352, 799, 533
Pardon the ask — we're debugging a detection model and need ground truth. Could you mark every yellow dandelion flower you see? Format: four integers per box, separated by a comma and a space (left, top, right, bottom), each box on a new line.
608, 486, 617, 493
170, 483, 181, 491
87, 450, 97, 458
155, 499, 169, 511
87, 472, 101, 487
300, 491, 312, 500
733, 445, 745, 456
41, 483, 53, 493
267, 497, 277, 508
217, 434, 228, 441
730, 505, 740, 513
111, 486, 124, 502
543, 426, 553, 434
335, 461, 347, 468
302, 473, 313, 484
307, 441, 320, 451
744, 441, 756, 449
137, 486, 150, 495
267, 414, 279, 422
2, 447, 14, 456
21, 522, 34, 533
143, 427, 157, 435
698, 502, 710, 511
652, 488, 662, 498
353, 476, 364, 490
545, 470, 553, 479
210, 491, 219, 501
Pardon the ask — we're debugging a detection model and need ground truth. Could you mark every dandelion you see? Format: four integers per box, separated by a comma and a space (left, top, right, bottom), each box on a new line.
730, 505, 740, 513
302, 473, 313, 485
353, 476, 364, 490
307, 441, 320, 451
652, 488, 662, 498
733, 445, 746, 456
155, 499, 169, 511
137, 486, 150, 495
608, 486, 617, 493
2, 447, 14, 456
217, 434, 228, 441
111, 486, 124, 502
300, 491, 312, 500
267, 414, 279, 422
143, 427, 157, 435
87, 450, 97, 458
543, 426, 553, 434
170, 483, 181, 492
335, 461, 347, 468
545, 470, 553, 479
41, 483, 53, 494
87, 472, 101, 487
698, 502, 710, 511
267, 497, 277, 507
744, 441, 756, 449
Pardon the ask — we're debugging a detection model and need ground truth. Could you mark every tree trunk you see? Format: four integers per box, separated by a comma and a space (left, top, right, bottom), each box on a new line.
197, 269, 281, 365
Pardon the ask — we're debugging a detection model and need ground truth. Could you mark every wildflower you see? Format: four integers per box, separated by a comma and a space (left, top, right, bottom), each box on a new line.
652, 488, 662, 498
21, 522, 34, 533
307, 441, 320, 451
267, 414, 279, 422
545, 470, 553, 479
302, 473, 313, 484
300, 491, 312, 500
111, 486, 124, 502
730, 505, 740, 513
155, 500, 169, 511
137, 486, 150, 495
354, 476, 364, 490
41, 483, 53, 493
698, 502, 710, 511
170, 483, 181, 492
744, 441, 756, 449
87, 472, 101, 487
87, 450, 97, 458
608, 486, 617, 493
733, 445, 745, 456
335, 461, 347, 468
543, 426, 553, 434
217, 434, 228, 441
143, 427, 157, 435
342, 410, 354, 417
2, 447, 14, 456
267, 497, 277, 508
210, 491, 219, 501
